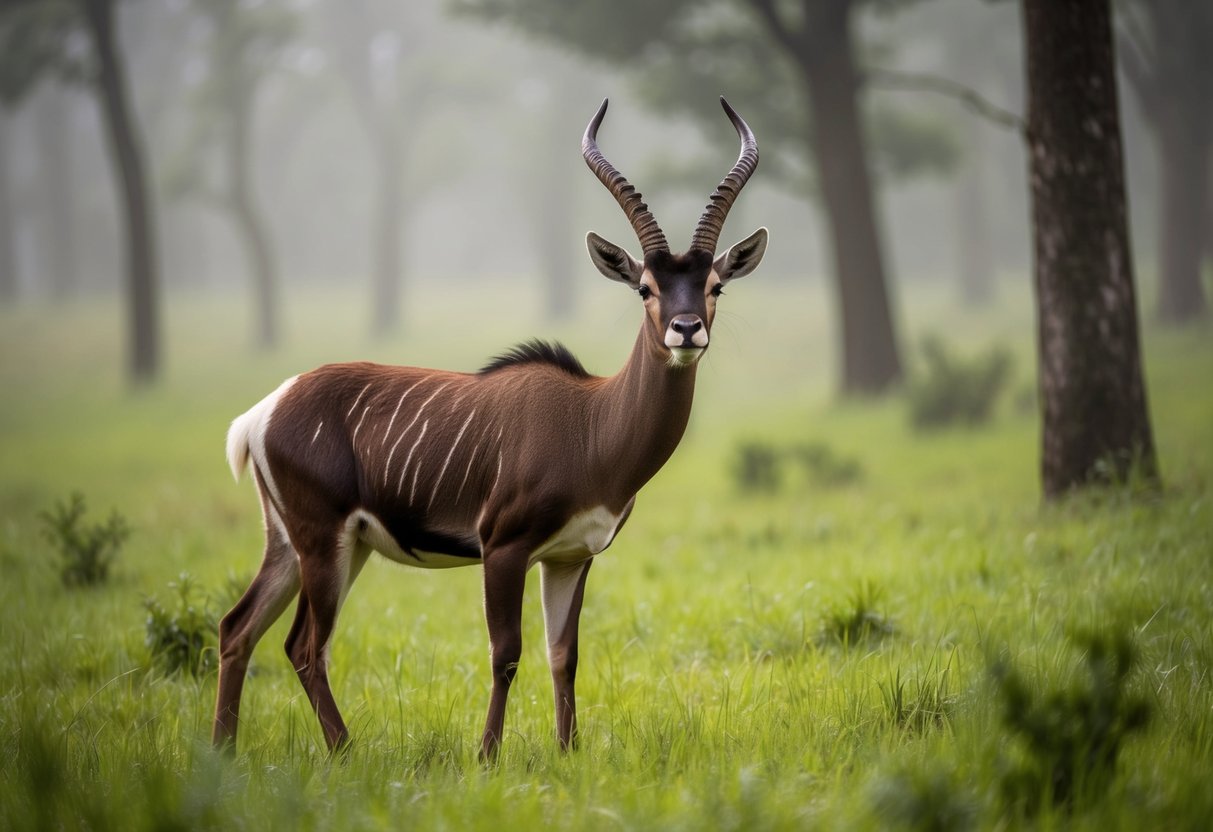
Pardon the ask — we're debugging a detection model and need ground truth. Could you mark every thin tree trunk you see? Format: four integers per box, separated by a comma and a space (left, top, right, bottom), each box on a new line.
371, 111, 404, 336
0, 112, 16, 302
229, 85, 278, 350
84, 0, 160, 384
34, 88, 77, 300
803, 3, 901, 394
1155, 102, 1209, 322
956, 122, 995, 306
1022, 0, 1158, 497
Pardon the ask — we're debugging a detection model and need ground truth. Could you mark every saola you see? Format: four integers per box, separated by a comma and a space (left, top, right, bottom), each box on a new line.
214, 98, 768, 760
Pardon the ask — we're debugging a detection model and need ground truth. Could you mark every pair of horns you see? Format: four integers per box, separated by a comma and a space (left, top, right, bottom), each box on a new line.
582, 97, 759, 257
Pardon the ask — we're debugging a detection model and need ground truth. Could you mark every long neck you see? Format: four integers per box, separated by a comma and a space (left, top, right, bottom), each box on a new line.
589, 326, 699, 504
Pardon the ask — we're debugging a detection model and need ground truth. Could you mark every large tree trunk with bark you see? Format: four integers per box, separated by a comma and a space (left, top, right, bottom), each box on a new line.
1022, 0, 1158, 497
800, 2, 901, 394
84, 0, 160, 384
0, 112, 15, 302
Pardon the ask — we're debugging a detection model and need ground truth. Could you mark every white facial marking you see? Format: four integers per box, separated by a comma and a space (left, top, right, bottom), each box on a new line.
311, 420, 324, 445
666, 346, 705, 368
428, 409, 477, 509
397, 420, 429, 498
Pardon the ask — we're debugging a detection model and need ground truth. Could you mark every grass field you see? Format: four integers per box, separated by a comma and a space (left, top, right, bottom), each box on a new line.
1, 278, 1211, 830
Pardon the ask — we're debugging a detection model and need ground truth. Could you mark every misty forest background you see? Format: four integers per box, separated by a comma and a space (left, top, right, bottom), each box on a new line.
1, 0, 1212, 829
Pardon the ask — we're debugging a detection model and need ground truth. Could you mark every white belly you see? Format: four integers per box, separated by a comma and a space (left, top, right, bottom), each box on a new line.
354, 511, 481, 570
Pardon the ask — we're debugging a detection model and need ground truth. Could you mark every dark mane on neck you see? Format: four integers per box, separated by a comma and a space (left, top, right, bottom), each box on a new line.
478, 339, 592, 378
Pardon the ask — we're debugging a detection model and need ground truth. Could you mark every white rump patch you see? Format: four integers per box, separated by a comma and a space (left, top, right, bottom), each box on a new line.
226, 376, 299, 512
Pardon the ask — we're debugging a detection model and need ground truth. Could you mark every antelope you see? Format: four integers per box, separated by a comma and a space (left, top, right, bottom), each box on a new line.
214, 97, 767, 760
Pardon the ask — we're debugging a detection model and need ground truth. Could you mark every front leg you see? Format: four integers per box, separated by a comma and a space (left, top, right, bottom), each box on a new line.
479, 544, 530, 762
540, 558, 592, 750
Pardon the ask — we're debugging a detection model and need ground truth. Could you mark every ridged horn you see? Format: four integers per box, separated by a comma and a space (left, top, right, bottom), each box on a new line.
689, 97, 759, 254
582, 99, 669, 256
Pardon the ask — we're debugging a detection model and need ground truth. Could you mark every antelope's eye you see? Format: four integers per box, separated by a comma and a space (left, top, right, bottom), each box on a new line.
637, 284, 652, 300
710, 284, 725, 297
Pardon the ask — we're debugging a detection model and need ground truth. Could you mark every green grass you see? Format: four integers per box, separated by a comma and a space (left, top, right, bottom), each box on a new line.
1, 279, 1211, 829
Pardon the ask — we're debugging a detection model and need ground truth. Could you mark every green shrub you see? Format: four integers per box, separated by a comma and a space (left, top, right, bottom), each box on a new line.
819, 581, 896, 647
39, 492, 130, 587
144, 573, 219, 677
730, 440, 864, 493
992, 629, 1151, 813
907, 336, 1012, 429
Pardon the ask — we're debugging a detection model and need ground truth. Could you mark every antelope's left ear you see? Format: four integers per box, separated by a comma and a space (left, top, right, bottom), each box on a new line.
714, 227, 768, 283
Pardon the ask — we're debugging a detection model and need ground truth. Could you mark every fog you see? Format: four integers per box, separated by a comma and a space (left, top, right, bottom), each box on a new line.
0, 0, 1183, 343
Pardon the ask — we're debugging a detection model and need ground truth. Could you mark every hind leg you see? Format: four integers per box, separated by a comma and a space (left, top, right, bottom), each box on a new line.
213, 507, 301, 749
284, 522, 370, 752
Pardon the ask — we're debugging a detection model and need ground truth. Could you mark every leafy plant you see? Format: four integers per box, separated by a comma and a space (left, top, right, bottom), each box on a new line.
39, 492, 130, 587
879, 650, 957, 733
819, 581, 896, 647
907, 335, 1012, 429
730, 440, 864, 493
144, 573, 219, 677
992, 629, 1151, 813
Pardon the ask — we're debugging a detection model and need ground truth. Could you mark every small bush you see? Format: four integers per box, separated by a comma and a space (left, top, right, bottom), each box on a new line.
907, 336, 1012, 429
39, 492, 130, 587
992, 629, 1151, 813
879, 651, 956, 733
730, 440, 864, 493
819, 581, 896, 647
869, 766, 975, 832
144, 573, 218, 677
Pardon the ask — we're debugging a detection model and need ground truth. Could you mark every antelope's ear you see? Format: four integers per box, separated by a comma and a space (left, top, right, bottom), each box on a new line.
587, 232, 644, 288
714, 227, 768, 283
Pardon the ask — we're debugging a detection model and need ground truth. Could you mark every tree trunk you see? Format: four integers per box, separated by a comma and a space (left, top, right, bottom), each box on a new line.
1022, 0, 1158, 497
84, 0, 160, 384
34, 88, 78, 300
1155, 101, 1209, 322
802, 2, 901, 394
371, 111, 404, 336
0, 112, 16, 302
956, 121, 995, 306
228, 85, 279, 350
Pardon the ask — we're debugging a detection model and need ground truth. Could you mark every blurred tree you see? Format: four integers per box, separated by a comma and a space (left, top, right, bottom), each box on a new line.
1117, 0, 1212, 323
1022, 0, 1157, 497
0, 111, 14, 302
459, 0, 957, 395
320, 0, 470, 336
0, 0, 161, 383
32, 86, 78, 300
166, 0, 295, 349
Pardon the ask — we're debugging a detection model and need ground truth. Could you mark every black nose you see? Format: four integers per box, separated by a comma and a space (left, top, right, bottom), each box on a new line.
671, 316, 703, 339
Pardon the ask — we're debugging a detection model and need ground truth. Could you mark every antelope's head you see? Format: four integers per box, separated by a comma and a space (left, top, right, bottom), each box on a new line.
583, 97, 768, 369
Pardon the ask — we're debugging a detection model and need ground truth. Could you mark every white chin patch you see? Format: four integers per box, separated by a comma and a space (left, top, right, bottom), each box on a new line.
667, 347, 704, 368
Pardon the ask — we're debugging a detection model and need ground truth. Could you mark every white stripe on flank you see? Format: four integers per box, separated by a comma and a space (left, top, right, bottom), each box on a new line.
346, 383, 372, 420
397, 420, 429, 498
428, 409, 477, 509
352, 405, 370, 446
454, 421, 493, 505
312, 421, 324, 445
383, 429, 409, 487
382, 381, 423, 446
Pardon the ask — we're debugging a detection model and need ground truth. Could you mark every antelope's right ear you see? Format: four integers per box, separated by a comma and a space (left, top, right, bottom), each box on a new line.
587, 232, 644, 288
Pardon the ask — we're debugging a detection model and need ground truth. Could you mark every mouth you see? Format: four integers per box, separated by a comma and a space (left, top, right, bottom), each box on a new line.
666, 346, 705, 368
